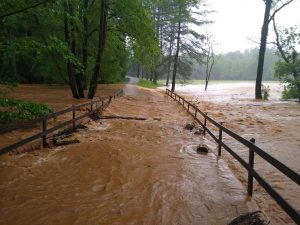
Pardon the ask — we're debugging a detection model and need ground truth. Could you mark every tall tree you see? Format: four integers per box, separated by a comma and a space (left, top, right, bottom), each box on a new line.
170, 0, 209, 92
273, 20, 300, 102
64, 1, 80, 99
88, 0, 108, 99
204, 29, 215, 91
255, 0, 294, 99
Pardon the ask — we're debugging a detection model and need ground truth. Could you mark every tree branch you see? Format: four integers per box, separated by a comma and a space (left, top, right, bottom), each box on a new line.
268, 0, 294, 23
272, 18, 289, 63
0, 0, 49, 19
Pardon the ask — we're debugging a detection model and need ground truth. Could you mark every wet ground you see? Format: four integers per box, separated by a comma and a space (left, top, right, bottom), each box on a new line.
164, 82, 300, 225
0, 83, 259, 225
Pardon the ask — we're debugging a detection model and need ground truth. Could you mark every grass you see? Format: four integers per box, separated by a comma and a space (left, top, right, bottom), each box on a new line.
0, 98, 53, 124
138, 80, 164, 89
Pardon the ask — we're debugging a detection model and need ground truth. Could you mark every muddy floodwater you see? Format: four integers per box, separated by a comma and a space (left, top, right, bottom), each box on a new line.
162, 81, 300, 224
0, 84, 261, 225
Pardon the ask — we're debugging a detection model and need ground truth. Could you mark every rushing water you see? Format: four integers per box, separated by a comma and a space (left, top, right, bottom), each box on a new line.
161, 82, 300, 224
0, 84, 260, 225
0, 82, 298, 225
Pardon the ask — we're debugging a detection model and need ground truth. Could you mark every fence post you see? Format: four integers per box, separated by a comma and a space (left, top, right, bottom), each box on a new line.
248, 138, 255, 196
90, 101, 93, 112
188, 102, 190, 111
218, 122, 223, 156
203, 112, 208, 135
72, 106, 76, 131
42, 119, 47, 148
194, 107, 197, 118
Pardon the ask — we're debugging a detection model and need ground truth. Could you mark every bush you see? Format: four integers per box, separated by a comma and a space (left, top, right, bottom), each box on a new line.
0, 98, 53, 124
282, 85, 299, 100
261, 84, 270, 100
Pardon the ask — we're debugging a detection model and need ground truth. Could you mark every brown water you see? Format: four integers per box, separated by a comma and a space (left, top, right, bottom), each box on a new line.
0, 84, 259, 225
164, 82, 300, 224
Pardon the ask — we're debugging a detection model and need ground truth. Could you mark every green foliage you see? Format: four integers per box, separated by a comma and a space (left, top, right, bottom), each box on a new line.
100, 31, 129, 83
282, 85, 299, 100
273, 25, 300, 101
138, 79, 162, 89
0, 98, 53, 124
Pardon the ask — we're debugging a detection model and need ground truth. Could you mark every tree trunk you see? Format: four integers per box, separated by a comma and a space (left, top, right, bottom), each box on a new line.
205, 80, 208, 91
255, 0, 272, 99
166, 57, 172, 86
153, 71, 158, 84
137, 63, 140, 78
12, 52, 18, 82
88, 0, 108, 99
82, 0, 89, 90
70, 4, 85, 98
64, 1, 79, 99
171, 3, 182, 92
166, 25, 175, 87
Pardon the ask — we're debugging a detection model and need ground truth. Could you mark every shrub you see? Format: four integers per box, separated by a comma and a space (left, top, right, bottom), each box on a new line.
261, 84, 270, 100
0, 98, 53, 124
282, 85, 299, 100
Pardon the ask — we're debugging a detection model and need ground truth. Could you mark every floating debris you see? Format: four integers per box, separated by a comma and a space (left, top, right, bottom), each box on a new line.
196, 144, 209, 153
228, 211, 269, 225
184, 121, 195, 131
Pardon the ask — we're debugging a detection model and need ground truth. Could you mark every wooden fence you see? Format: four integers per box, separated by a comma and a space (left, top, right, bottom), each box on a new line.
0, 89, 123, 155
166, 89, 300, 224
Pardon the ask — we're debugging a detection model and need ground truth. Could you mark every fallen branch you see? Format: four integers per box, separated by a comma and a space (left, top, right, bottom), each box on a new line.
53, 139, 80, 146
100, 115, 147, 120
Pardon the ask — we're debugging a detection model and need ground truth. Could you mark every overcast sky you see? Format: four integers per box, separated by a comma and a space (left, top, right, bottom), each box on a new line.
206, 0, 300, 53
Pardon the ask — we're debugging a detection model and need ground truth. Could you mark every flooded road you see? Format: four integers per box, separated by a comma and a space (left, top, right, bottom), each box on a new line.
0, 84, 259, 225
163, 82, 300, 224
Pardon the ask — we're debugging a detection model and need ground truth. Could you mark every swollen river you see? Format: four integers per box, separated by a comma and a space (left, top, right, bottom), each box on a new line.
0, 82, 299, 225
162, 81, 300, 224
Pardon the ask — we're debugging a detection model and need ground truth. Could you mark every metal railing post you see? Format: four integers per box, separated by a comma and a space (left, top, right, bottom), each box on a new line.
42, 119, 47, 148
248, 138, 255, 196
218, 122, 223, 156
203, 112, 208, 135
194, 107, 197, 118
72, 106, 76, 131
90, 101, 93, 111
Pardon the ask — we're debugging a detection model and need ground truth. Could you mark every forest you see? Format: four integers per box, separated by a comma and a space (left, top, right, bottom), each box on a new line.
191, 48, 279, 81
0, 0, 299, 100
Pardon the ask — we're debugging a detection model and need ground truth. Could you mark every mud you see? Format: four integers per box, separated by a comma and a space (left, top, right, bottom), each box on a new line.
167, 82, 300, 225
0, 84, 259, 225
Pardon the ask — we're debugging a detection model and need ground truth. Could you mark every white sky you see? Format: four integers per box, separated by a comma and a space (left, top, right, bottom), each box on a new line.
206, 0, 300, 53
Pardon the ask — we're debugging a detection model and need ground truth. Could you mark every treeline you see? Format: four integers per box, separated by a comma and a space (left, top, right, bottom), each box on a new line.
0, 0, 159, 98
1, 0, 211, 97
192, 48, 280, 81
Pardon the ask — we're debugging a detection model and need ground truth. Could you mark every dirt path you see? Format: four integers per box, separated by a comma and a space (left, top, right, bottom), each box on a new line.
0, 84, 258, 225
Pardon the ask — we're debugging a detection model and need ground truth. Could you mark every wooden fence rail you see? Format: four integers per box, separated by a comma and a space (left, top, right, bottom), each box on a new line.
0, 89, 123, 155
166, 89, 300, 224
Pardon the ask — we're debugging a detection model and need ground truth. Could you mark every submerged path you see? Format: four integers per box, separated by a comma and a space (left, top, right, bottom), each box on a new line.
0, 83, 258, 225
